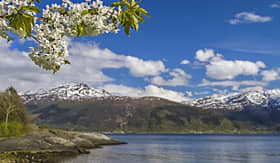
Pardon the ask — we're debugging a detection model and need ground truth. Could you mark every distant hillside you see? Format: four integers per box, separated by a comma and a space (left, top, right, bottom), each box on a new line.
25, 97, 280, 133
22, 83, 280, 133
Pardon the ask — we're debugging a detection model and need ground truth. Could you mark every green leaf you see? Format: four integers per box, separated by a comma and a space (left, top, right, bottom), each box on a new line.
53, 65, 61, 74
64, 60, 71, 64
22, 6, 41, 14
135, 11, 144, 23
124, 24, 130, 35
132, 15, 138, 31
22, 13, 34, 37
8, 13, 35, 37
132, 0, 142, 8
88, 9, 98, 15
114, 0, 150, 36
81, 10, 88, 16
131, 0, 136, 6
30, 0, 41, 3
139, 8, 150, 18
121, 0, 130, 6
75, 24, 84, 37
111, 2, 125, 7
120, 12, 126, 25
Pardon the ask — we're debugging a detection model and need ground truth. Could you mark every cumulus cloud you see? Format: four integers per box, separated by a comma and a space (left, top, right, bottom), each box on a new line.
261, 70, 279, 81
199, 79, 267, 91
0, 39, 167, 91
195, 49, 215, 62
229, 12, 272, 24
99, 84, 191, 103
194, 49, 266, 80
70, 42, 167, 77
206, 60, 266, 80
150, 69, 191, 87
180, 60, 190, 65
99, 84, 144, 97
125, 56, 167, 77
144, 85, 191, 102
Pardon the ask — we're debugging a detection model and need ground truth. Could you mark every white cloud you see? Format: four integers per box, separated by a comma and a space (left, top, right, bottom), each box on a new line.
125, 56, 167, 77
199, 79, 267, 91
261, 70, 279, 81
99, 84, 143, 97
150, 68, 191, 86
271, 3, 280, 8
144, 85, 191, 102
70, 42, 167, 77
194, 49, 266, 80
240, 86, 265, 93
0, 42, 116, 91
0, 39, 167, 91
99, 84, 191, 103
206, 60, 266, 80
194, 91, 210, 96
195, 49, 215, 62
180, 60, 190, 65
212, 88, 229, 95
186, 91, 193, 97
229, 12, 272, 24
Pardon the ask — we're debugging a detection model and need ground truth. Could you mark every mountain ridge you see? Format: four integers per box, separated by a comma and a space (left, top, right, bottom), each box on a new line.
20, 83, 280, 111
21, 83, 280, 133
188, 88, 280, 110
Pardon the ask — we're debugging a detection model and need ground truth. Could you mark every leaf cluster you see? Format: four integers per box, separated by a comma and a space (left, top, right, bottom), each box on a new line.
111, 0, 150, 35
7, 5, 41, 38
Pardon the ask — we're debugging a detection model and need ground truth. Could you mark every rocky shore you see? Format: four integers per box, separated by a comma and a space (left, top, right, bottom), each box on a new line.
0, 129, 126, 162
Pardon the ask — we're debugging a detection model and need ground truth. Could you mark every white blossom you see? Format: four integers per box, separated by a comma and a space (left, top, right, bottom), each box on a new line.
0, 0, 121, 72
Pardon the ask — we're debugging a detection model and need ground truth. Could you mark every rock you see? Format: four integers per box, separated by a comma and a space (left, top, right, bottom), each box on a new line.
0, 129, 126, 162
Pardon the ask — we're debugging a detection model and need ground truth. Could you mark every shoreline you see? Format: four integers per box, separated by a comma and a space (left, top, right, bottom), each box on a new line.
103, 131, 280, 135
0, 129, 126, 162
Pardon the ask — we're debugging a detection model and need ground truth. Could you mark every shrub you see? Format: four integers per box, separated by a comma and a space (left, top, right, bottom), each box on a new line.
0, 122, 25, 137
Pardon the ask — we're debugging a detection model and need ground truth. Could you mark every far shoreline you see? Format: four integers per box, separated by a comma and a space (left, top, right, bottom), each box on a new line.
103, 131, 280, 135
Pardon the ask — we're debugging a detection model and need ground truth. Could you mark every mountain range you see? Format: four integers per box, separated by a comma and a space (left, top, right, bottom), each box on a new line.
21, 83, 280, 111
20, 83, 280, 133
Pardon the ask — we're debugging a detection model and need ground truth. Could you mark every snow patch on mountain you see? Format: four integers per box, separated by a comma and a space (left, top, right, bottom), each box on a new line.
20, 82, 280, 110
20, 83, 112, 104
187, 88, 280, 110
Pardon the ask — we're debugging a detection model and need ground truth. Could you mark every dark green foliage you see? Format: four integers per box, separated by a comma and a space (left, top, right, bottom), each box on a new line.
26, 98, 280, 133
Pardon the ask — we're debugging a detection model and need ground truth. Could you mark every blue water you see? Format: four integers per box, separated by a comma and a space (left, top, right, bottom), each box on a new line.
65, 134, 280, 163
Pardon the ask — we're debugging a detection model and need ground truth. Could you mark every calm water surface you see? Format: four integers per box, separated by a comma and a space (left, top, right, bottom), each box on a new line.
65, 134, 280, 163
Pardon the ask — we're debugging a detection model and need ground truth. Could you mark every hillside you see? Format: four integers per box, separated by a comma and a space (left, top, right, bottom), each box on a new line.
22, 83, 280, 133
25, 97, 280, 133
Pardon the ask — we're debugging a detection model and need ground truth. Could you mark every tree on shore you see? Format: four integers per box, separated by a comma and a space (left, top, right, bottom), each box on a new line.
0, 0, 150, 73
0, 87, 28, 130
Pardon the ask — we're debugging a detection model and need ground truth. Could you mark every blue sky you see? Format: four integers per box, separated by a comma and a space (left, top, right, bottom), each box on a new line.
1, 0, 280, 102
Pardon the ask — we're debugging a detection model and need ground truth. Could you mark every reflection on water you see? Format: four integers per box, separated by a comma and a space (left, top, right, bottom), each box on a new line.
63, 134, 280, 163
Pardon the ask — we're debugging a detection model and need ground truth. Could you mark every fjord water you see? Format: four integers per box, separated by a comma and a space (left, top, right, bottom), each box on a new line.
66, 134, 280, 163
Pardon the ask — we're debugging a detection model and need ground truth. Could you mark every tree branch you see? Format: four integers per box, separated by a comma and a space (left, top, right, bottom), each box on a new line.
31, 34, 40, 43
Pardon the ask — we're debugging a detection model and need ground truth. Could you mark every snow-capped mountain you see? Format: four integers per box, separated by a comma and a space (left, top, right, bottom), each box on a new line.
20, 82, 280, 111
20, 83, 112, 104
188, 88, 280, 110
